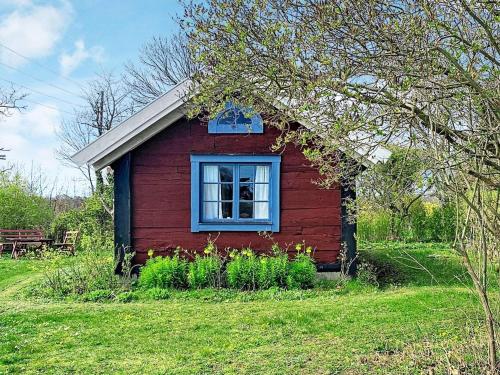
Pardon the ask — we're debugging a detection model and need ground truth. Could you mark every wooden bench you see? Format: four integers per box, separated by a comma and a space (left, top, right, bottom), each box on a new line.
53, 230, 79, 255
0, 229, 45, 258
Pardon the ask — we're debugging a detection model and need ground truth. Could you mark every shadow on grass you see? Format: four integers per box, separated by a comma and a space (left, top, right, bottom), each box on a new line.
358, 242, 470, 288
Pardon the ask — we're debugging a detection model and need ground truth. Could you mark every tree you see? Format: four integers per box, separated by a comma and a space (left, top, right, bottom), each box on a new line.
0, 169, 53, 231
57, 72, 133, 216
358, 146, 432, 239
1, 85, 26, 163
185, 0, 499, 371
57, 72, 133, 191
124, 33, 195, 106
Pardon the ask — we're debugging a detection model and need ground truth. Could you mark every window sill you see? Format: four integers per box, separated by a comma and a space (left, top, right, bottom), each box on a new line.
192, 222, 278, 232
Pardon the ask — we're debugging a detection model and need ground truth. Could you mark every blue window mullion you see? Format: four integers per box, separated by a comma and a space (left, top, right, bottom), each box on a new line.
233, 164, 238, 220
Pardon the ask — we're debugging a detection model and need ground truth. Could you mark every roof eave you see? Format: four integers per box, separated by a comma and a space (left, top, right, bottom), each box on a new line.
70, 79, 192, 169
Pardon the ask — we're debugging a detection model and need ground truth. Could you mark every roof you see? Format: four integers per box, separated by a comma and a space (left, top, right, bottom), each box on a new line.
71, 78, 390, 169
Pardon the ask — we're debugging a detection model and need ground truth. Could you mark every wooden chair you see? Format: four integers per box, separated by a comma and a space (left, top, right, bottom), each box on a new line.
53, 230, 79, 255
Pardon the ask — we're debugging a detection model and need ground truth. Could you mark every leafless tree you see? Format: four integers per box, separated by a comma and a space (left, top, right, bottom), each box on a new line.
0, 84, 26, 167
57, 72, 134, 216
124, 33, 195, 106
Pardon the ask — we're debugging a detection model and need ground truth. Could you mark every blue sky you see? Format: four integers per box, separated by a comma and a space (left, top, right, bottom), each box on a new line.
0, 0, 183, 194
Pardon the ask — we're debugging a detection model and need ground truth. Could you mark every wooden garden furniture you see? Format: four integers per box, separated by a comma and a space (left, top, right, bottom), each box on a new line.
52, 230, 79, 255
0, 229, 50, 259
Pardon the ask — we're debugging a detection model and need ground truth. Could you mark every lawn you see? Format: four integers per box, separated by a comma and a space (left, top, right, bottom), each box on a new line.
0, 243, 489, 374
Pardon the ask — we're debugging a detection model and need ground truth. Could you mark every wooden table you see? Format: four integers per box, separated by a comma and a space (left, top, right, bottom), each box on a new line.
6, 238, 53, 259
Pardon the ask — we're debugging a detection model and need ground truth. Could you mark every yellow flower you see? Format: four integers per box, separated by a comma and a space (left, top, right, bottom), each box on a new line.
204, 248, 211, 255
295, 243, 302, 251
147, 249, 154, 258
306, 246, 313, 254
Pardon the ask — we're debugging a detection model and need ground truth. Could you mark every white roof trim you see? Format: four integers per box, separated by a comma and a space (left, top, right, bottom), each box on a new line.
72, 78, 390, 169
71, 79, 192, 170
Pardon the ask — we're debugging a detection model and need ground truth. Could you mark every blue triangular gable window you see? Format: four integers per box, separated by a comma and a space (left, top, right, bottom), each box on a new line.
208, 102, 263, 134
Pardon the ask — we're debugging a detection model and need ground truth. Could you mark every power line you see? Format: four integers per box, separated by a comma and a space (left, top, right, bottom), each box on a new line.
0, 60, 84, 98
22, 97, 76, 116
0, 78, 85, 108
0, 42, 84, 88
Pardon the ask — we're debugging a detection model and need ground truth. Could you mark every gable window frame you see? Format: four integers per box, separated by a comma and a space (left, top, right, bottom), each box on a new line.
191, 154, 280, 232
208, 102, 264, 134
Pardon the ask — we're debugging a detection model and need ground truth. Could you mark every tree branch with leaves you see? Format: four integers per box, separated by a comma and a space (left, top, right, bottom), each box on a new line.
185, 0, 499, 370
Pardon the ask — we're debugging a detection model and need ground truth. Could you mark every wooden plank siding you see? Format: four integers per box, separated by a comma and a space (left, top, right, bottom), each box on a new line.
129, 117, 342, 265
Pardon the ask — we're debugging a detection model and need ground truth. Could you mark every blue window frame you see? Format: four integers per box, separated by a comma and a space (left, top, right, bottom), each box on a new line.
208, 102, 263, 134
191, 154, 280, 232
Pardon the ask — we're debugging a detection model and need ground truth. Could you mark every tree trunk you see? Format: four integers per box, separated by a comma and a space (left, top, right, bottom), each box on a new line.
462, 249, 499, 373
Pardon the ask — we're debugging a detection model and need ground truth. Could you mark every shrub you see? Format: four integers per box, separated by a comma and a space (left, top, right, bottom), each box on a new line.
286, 254, 316, 289
31, 237, 133, 299
115, 291, 139, 303
356, 262, 379, 287
358, 200, 458, 242
138, 254, 188, 289
226, 249, 260, 290
187, 254, 223, 289
0, 173, 53, 231
38, 251, 122, 298
50, 193, 113, 245
257, 253, 288, 289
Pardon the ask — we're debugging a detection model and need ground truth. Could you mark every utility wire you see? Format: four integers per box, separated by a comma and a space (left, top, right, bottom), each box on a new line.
0, 42, 84, 88
0, 78, 85, 108
0, 60, 84, 98
22, 97, 76, 116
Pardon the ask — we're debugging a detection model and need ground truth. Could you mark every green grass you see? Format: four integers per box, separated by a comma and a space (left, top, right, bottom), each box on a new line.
0, 243, 491, 374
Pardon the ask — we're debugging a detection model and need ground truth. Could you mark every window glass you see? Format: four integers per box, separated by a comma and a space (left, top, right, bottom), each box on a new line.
202, 165, 234, 220
239, 202, 253, 219
218, 108, 253, 126
239, 165, 255, 182
201, 163, 270, 221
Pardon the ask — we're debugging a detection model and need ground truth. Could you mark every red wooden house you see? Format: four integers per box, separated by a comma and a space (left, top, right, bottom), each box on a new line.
72, 80, 389, 273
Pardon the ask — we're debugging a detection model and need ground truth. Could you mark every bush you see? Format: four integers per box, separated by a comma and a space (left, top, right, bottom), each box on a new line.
40, 253, 121, 297
187, 254, 223, 289
115, 291, 139, 303
50, 193, 113, 246
32, 239, 131, 299
257, 253, 288, 289
226, 249, 260, 290
358, 200, 457, 242
356, 262, 379, 287
138, 254, 188, 289
0, 173, 53, 231
286, 254, 316, 289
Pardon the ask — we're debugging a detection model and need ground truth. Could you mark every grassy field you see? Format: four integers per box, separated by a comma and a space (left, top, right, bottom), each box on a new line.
0, 243, 490, 374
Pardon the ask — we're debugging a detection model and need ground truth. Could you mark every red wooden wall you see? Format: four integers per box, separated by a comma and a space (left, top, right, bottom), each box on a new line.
130, 118, 341, 264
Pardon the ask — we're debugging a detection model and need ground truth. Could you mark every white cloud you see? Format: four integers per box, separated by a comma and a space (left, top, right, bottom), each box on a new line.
0, 104, 60, 172
0, 104, 88, 194
0, 1, 72, 67
59, 39, 104, 76
2, 103, 60, 136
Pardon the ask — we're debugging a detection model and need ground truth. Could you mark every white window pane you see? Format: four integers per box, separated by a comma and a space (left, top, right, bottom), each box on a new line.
204, 202, 221, 219
203, 165, 219, 182
254, 183, 269, 201
254, 202, 269, 219
203, 184, 219, 201
255, 165, 269, 183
